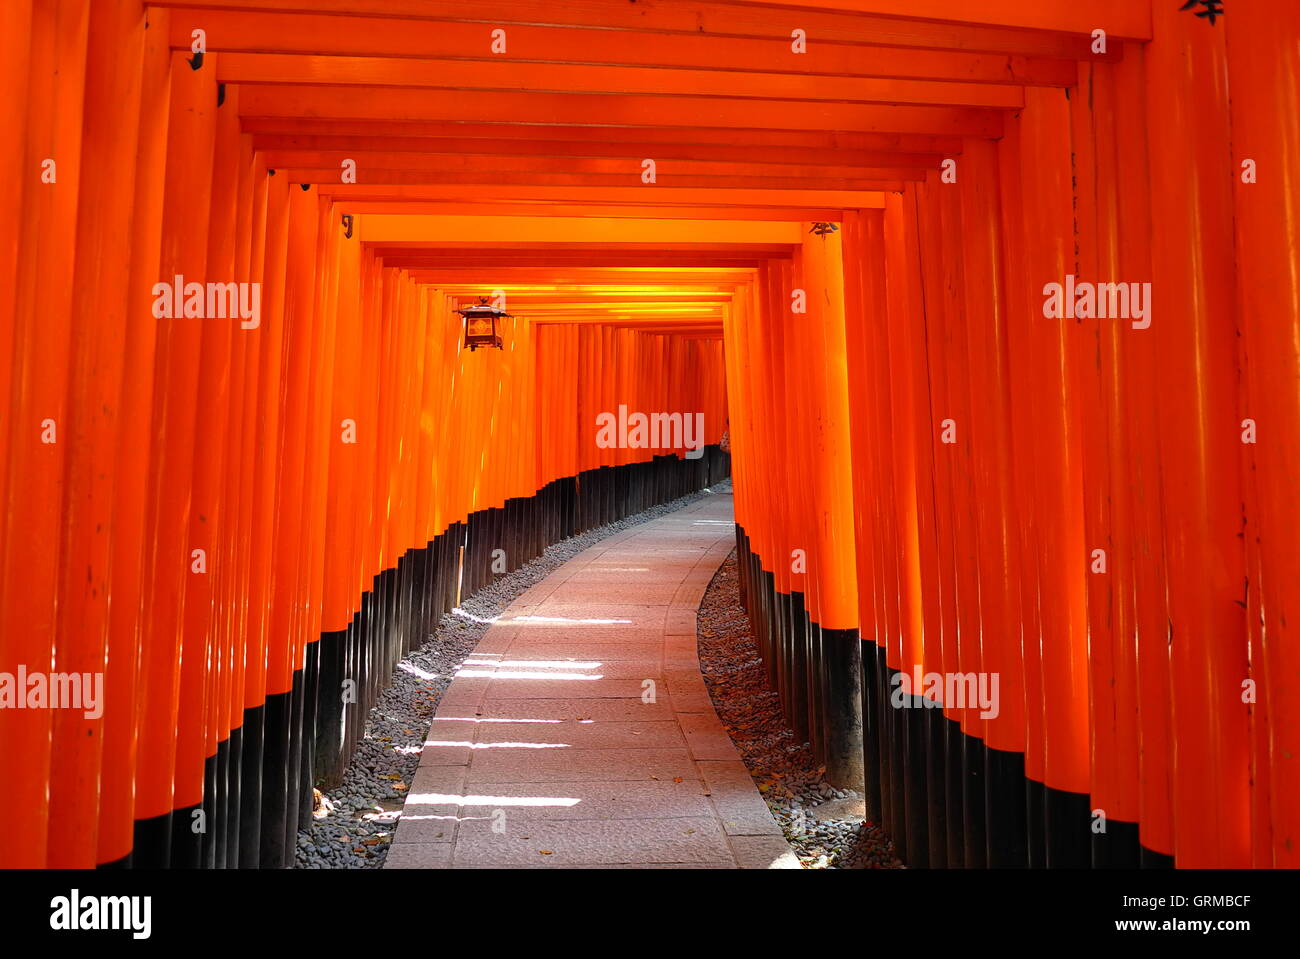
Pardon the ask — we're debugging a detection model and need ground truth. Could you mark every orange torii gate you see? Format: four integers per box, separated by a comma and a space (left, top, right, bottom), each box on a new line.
0, 0, 1296, 877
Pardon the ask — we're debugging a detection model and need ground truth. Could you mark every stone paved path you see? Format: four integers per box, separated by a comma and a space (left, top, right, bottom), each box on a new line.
384, 491, 800, 869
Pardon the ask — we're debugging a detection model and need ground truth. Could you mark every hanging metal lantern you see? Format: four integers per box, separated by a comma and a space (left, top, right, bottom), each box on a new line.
454, 296, 510, 351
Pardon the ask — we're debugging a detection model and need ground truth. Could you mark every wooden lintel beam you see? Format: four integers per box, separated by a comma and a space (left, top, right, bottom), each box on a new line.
167, 10, 1080, 85
256, 142, 944, 171
314, 183, 885, 208
273, 169, 910, 191
325, 202, 842, 222
235, 86, 1006, 138
218, 53, 1026, 110
241, 118, 965, 153
148, 0, 1139, 56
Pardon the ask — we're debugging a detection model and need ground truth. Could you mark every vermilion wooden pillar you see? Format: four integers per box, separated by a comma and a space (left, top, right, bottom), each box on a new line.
1145, 0, 1251, 870
47, 0, 142, 869
1108, 40, 1175, 868
955, 137, 1029, 868
918, 173, 975, 866
1069, 57, 1143, 868
1014, 86, 1091, 868
799, 223, 863, 791
170, 62, 241, 869
1226, 0, 1300, 869
881, 189, 935, 865
133, 48, 219, 869
240, 172, 291, 868
98, 5, 174, 869
0, 0, 32, 501
0, 0, 89, 870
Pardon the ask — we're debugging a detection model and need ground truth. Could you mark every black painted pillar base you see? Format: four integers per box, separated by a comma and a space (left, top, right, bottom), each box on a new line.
131, 810, 172, 870
169, 796, 203, 869
1044, 785, 1094, 868
927, 705, 951, 869
961, 732, 987, 868
820, 627, 864, 794
313, 627, 349, 789
238, 703, 264, 869
860, 645, 884, 825
1141, 845, 1176, 869
902, 691, 930, 867
985, 745, 1029, 868
226, 725, 242, 868
259, 689, 292, 869
1093, 817, 1142, 869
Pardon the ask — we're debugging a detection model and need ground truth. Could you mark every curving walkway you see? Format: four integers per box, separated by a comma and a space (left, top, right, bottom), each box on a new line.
385, 490, 799, 869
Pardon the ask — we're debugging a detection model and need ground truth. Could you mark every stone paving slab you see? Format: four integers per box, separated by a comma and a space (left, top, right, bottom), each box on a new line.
476, 643, 663, 663
448, 861, 739, 869
502, 626, 668, 644
413, 779, 714, 822
678, 712, 744, 761
509, 603, 669, 622
664, 676, 716, 713
473, 720, 688, 749
477, 677, 655, 700
387, 492, 797, 870
707, 781, 788, 838
472, 697, 679, 722
452, 816, 732, 866
543, 581, 684, 606
384, 844, 454, 869
563, 568, 694, 584
464, 746, 698, 783
730, 835, 805, 869
466, 658, 663, 680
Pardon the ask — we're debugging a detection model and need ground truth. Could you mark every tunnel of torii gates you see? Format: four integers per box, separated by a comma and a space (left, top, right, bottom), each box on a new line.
0, 0, 1296, 873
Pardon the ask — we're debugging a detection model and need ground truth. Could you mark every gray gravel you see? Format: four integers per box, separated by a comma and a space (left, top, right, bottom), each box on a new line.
696, 539, 904, 870
295, 483, 726, 868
